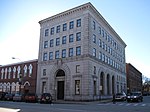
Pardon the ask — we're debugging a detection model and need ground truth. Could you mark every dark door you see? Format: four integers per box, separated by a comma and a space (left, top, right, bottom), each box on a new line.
57, 81, 64, 100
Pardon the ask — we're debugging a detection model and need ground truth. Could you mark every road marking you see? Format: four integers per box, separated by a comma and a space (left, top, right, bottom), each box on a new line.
125, 103, 130, 106
141, 104, 146, 106
118, 103, 124, 106
56, 108, 87, 112
133, 104, 138, 106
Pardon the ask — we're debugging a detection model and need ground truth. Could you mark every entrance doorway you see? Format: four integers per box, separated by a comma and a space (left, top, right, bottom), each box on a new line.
57, 81, 64, 100
56, 69, 65, 100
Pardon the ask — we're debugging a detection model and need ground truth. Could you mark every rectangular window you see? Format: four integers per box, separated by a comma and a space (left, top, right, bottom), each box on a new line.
43, 69, 46, 76
75, 80, 80, 95
99, 27, 101, 35
69, 48, 73, 57
62, 49, 66, 58
93, 21, 96, 30
94, 80, 96, 95
76, 32, 81, 41
69, 34, 74, 43
102, 41, 105, 49
42, 81, 46, 93
99, 52, 102, 60
76, 46, 81, 56
44, 41, 48, 48
102, 53, 105, 62
93, 48, 96, 57
49, 52, 53, 60
69, 21, 74, 29
56, 38, 60, 46
99, 39, 101, 47
55, 50, 59, 59
43, 53, 47, 61
45, 29, 49, 36
50, 27, 54, 35
56, 25, 61, 33
76, 19, 81, 27
102, 29, 104, 37
50, 39, 54, 47
93, 34, 96, 43
94, 66, 96, 74
63, 23, 67, 31
62, 36, 66, 44
76, 65, 80, 73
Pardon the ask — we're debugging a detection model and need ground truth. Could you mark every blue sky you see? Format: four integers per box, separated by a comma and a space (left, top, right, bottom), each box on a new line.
0, 0, 150, 78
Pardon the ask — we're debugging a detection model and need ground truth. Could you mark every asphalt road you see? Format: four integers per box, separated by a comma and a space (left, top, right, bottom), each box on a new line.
0, 96, 150, 112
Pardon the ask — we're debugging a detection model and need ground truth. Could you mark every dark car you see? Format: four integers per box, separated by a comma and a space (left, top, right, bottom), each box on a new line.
40, 93, 52, 104
4, 93, 14, 101
115, 92, 127, 101
13, 94, 25, 102
0, 92, 8, 100
127, 92, 143, 102
25, 93, 38, 103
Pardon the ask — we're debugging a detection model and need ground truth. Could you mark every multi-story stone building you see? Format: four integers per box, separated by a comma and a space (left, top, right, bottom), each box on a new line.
0, 59, 38, 94
37, 2, 126, 101
126, 63, 142, 93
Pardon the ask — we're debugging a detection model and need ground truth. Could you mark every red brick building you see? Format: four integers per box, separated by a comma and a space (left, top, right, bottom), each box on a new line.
0, 59, 38, 94
126, 63, 142, 93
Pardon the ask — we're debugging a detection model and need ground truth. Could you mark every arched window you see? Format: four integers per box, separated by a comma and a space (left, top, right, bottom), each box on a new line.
24, 65, 27, 77
1, 69, 4, 79
8, 67, 11, 79
13, 67, 16, 79
5, 68, 8, 79
29, 64, 33, 77
17, 66, 21, 78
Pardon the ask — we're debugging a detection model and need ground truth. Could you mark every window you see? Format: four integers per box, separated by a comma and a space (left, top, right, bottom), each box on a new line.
63, 23, 67, 31
93, 48, 96, 57
76, 19, 81, 27
94, 80, 96, 95
93, 21, 96, 30
76, 65, 80, 73
62, 49, 66, 58
76, 32, 81, 41
102, 41, 105, 49
105, 55, 108, 63
69, 21, 74, 29
50, 39, 54, 47
69, 34, 74, 43
56, 25, 60, 33
62, 36, 66, 44
44, 41, 48, 48
102, 53, 105, 62
69, 48, 73, 57
99, 52, 102, 60
94, 66, 96, 74
105, 32, 107, 40
56, 38, 60, 46
99, 27, 101, 35
105, 44, 107, 51
43, 69, 46, 76
75, 80, 80, 95
49, 52, 53, 60
93, 34, 96, 43
43, 53, 47, 61
45, 29, 49, 36
76, 46, 81, 56
55, 51, 59, 59
50, 27, 54, 35
102, 29, 104, 37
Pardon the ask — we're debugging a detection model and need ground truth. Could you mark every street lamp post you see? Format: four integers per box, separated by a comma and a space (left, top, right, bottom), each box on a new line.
12, 57, 23, 95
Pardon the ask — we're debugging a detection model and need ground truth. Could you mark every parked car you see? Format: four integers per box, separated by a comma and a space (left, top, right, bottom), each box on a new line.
40, 93, 52, 104
127, 92, 143, 102
4, 93, 14, 101
115, 92, 127, 101
13, 94, 25, 102
25, 93, 38, 103
0, 92, 8, 100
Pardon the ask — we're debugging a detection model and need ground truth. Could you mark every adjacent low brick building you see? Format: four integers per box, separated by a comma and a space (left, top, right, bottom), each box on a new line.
126, 63, 142, 93
0, 59, 38, 94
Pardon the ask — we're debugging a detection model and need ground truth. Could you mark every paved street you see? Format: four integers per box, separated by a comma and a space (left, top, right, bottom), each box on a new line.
0, 96, 150, 112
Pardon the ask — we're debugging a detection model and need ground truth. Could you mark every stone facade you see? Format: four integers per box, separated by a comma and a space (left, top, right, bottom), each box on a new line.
37, 2, 127, 101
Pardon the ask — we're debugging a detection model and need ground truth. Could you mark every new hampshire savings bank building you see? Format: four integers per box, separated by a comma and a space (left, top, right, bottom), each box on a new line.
36, 2, 127, 101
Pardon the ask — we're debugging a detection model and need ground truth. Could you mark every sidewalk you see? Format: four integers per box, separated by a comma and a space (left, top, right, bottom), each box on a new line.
53, 99, 112, 105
